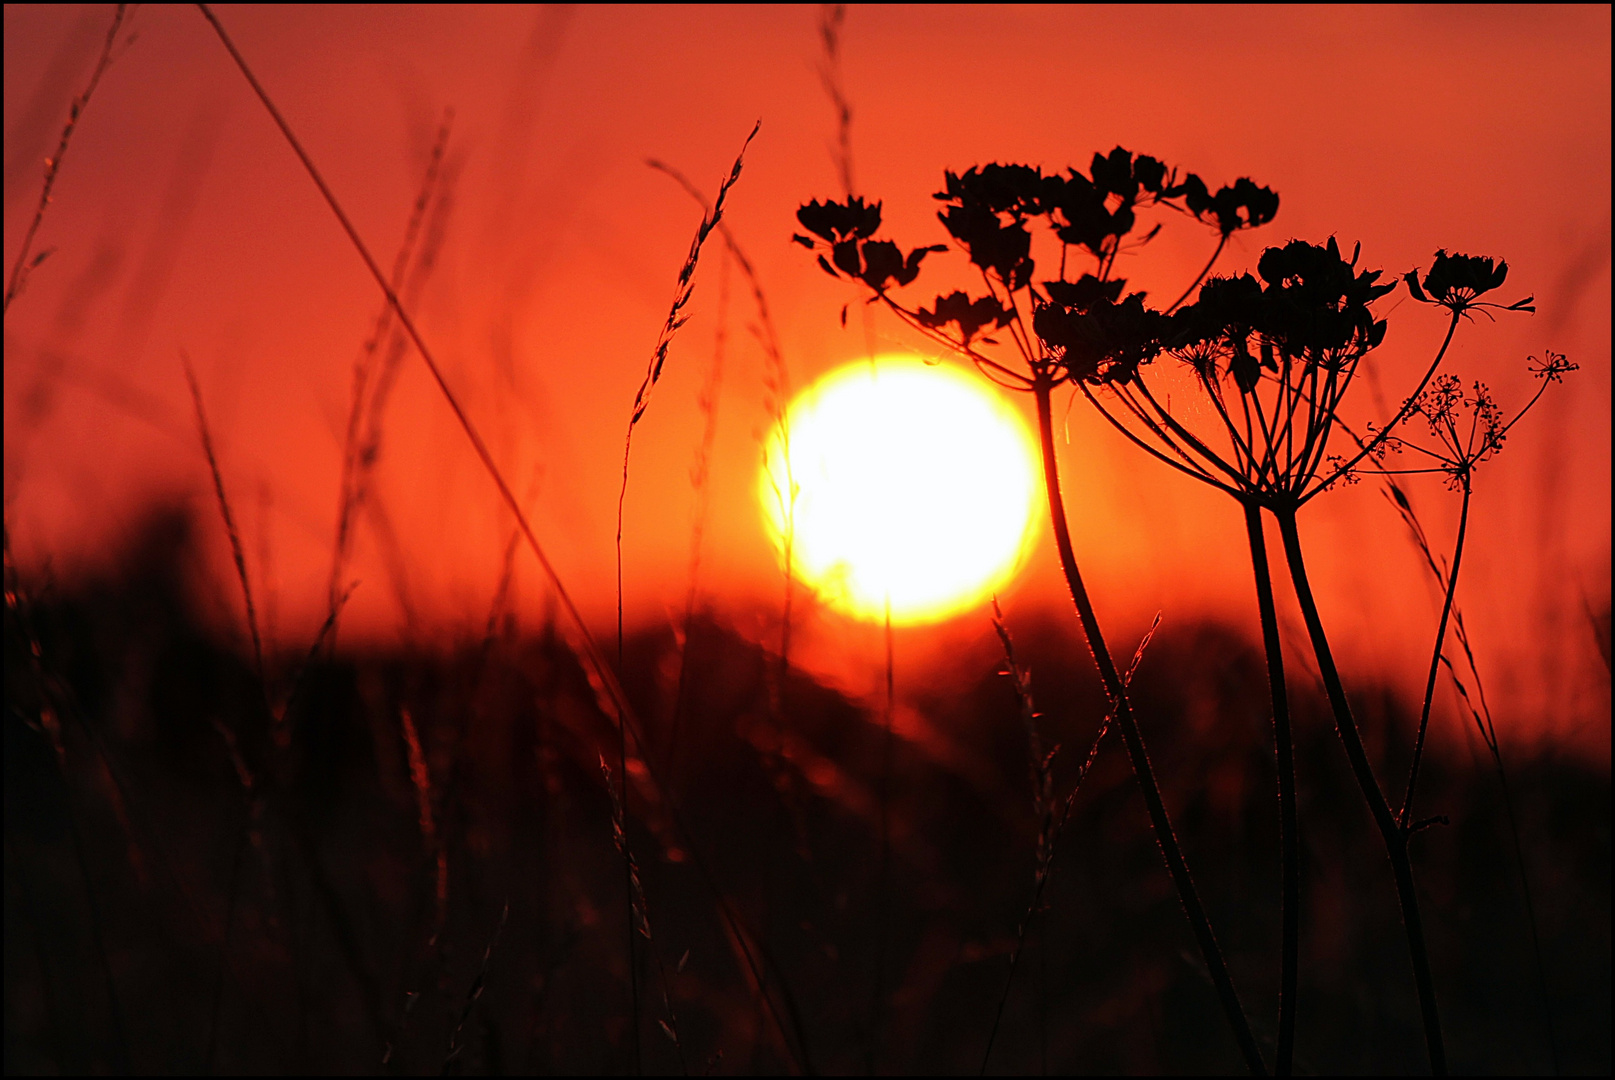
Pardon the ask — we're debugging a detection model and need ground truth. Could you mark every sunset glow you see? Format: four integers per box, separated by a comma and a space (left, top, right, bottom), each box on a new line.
760, 356, 1041, 624
2, 7, 1607, 1073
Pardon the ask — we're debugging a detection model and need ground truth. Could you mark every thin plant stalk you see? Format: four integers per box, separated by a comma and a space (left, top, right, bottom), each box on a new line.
614, 137, 755, 1063
328, 110, 453, 634
1274, 507, 1446, 1075
648, 166, 813, 1068
1384, 479, 1559, 1071
182, 352, 264, 683
3, 4, 128, 317
981, 712, 1112, 1075
817, 3, 854, 199
1242, 501, 1299, 1075
1401, 480, 1470, 828
194, 12, 814, 1068
666, 245, 730, 771
981, 611, 1158, 1074
443, 900, 509, 1072
612, 131, 753, 1070
1034, 373, 1267, 1076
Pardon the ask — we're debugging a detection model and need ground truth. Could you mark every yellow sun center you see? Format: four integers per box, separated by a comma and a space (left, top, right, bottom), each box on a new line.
760, 355, 1041, 625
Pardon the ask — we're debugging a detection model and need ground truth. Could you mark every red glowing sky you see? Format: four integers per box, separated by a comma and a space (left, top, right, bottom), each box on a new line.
4, 5, 1610, 746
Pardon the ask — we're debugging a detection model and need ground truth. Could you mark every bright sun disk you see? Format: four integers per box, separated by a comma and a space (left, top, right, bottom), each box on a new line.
760, 355, 1041, 624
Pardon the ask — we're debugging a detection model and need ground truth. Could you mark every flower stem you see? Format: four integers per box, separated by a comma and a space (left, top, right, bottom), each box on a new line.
1034, 374, 1266, 1076
1401, 480, 1470, 827
1243, 502, 1299, 1075
1274, 507, 1446, 1074
1166, 232, 1227, 314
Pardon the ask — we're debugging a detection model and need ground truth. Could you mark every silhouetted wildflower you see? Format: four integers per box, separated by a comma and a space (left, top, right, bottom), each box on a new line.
1404, 249, 1534, 316
1036, 292, 1173, 385
794, 147, 1285, 1076
1385, 351, 1579, 490
794, 196, 945, 292
913, 290, 1011, 344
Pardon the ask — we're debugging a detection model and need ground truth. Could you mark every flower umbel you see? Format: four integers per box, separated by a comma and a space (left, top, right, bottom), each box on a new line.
1404, 250, 1535, 317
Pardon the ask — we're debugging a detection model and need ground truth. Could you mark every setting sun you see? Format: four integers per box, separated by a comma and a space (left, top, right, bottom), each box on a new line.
760, 355, 1041, 624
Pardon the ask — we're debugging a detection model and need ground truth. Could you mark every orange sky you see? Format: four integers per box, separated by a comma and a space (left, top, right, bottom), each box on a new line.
5, 5, 1610, 749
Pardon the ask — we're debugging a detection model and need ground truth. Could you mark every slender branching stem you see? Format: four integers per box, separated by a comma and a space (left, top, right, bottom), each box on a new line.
1165, 232, 1227, 314
1133, 376, 1246, 485
1274, 507, 1446, 1074
1401, 479, 1471, 827
1304, 313, 1461, 503
1034, 374, 1266, 1076
1080, 384, 1243, 496
1242, 502, 1299, 1075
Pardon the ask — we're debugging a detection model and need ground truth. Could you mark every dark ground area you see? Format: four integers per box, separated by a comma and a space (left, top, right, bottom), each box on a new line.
5, 508, 1610, 1075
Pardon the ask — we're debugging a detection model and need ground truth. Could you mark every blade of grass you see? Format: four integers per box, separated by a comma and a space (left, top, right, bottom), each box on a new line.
329, 109, 454, 638
3, 530, 130, 1071
816, 3, 855, 198
181, 351, 263, 683
980, 611, 1159, 1074
615, 119, 757, 1073
666, 243, 731, 771
1382, 477, 1560, 1072
3, 4, 129, 316
644, 158, 798, 764
442, 899, 509, 1074
191, 13, 816, 1068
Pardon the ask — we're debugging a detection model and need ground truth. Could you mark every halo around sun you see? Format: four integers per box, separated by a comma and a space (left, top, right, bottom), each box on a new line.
760, 355, 1042, 625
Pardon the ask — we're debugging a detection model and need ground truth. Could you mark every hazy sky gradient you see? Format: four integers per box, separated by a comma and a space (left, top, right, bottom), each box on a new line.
5, 4, 1610, 748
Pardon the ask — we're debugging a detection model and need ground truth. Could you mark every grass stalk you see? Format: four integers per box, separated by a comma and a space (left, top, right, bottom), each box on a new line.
1242, 502, 1299, 1075
190, 14, 814, 1068
643, 156, 800, 778
1034, 373, 1266, 1075
181, 351, 263, 683
442, 900, 509, 1074
329, 110, 453, 636
667, 244, 732, 772
1383, 477, 1560, 1071
3, 4, 128, 317
980, 611, 1158, 1073
181, 356, 388, 1053
399, 707, 447, 932
601, 758, 691, 1075
816, 3, 855, 198
1, 547, 132, 1070
619, 122, 759, 669
1274, 506, 1446, 1074
613, 127, 755, 1072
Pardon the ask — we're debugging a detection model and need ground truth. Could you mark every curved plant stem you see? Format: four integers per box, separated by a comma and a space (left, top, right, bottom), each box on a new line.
1274, 507, 1446, 1075
1401, 481, 1470, 827
1165, 232, 1227, 314
1243, 503, 1299, 1075
1034, 374, 1266, 1076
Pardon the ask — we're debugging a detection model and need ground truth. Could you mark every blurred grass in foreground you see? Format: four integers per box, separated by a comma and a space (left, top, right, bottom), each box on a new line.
5, 507, 1609, 1075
